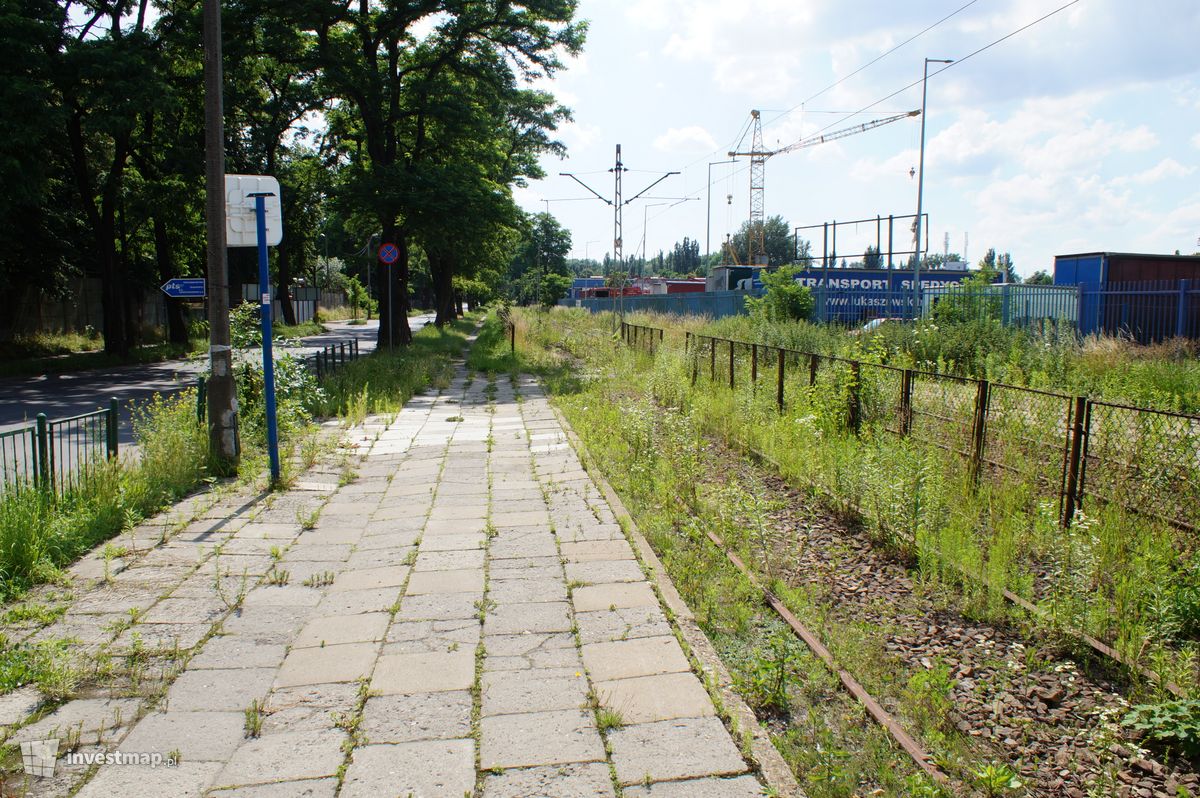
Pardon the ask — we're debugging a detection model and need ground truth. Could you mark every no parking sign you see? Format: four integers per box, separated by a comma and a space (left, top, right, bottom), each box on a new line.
378, 243, 399, 264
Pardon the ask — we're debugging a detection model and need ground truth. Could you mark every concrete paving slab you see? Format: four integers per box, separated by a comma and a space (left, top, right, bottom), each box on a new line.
480, 710, 605, 770
314, 587, 399, 615
621, 775, 765, 797
166, 668, 277, 712
482, 668, 590, 717
371, 649, 475, 694
294, 612, 389, 648
488, 577, 568, 604
208, 777, 338, 797
395, 592, 481, 622
74, 761, 222, 798
484, 601, 571, 636
572, 582, 658, 613
119, 710, 245, 761
574, 607, 673, 645
275, 641, 379, 687
607, 717, 748, 786
565, 559, 646, 585
483, 763, 616, 798
262, 683, 359, 733
360, 691, 473, 743
328, 564, 409, 592
580, 636, 690, 683
214, 729, 346, 787
594, 672, 716, 724
384, 619, 480, 653
340, 739, 475, 798
405, 568, 484, 595
413, 549, 485, 572
189, 636, 289, 670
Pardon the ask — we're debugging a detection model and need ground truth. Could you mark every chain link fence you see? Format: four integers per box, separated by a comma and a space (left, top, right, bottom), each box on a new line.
656, 325, 1199, 531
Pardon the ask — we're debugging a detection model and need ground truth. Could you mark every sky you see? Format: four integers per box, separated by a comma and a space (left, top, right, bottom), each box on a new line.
513, 0, 1200, 277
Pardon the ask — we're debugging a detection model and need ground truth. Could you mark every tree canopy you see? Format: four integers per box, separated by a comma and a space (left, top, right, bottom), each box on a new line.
1, 0, 584, 350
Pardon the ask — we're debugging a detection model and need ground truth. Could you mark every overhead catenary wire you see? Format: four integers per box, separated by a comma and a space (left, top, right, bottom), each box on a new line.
805, 0, 1085, 140
762, 0, 984, 128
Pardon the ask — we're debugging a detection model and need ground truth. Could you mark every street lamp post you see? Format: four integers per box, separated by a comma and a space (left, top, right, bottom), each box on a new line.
707, 159, 736, 258
913, 57, 953, 317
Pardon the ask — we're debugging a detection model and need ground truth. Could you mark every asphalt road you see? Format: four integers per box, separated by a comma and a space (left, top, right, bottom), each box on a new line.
0, 316, 435, 447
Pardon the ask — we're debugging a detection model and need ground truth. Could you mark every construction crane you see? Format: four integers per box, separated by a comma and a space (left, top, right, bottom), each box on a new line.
729, 109, 920, 265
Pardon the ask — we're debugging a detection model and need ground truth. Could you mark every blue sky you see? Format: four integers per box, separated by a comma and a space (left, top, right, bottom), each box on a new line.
515, 0, 1200, 277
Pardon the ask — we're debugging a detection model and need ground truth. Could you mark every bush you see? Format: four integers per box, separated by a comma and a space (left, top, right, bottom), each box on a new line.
745, 266, 814, 323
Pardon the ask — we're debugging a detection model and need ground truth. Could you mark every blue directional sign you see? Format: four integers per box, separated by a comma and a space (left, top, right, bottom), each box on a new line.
378, 243, 400, 265
160, 278, 207, 299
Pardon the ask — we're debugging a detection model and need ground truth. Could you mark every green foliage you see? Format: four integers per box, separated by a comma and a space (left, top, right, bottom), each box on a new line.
1123, 700, 1200, 758
539, 273, 572, 307
745, 266, 815, 323
733, 631, 801, 714
0, 390, 207, 601
970, 763, 1022, 797
730, 215, 794, 267
230, 302, 262, 348
344, 276, 375, 320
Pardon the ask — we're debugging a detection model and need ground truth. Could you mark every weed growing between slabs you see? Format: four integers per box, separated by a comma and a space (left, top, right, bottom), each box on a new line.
504, 307, 1200, 795
0, 314, 479, 700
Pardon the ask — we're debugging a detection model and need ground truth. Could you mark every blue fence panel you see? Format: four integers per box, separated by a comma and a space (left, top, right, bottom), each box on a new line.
565, 291, 748, 319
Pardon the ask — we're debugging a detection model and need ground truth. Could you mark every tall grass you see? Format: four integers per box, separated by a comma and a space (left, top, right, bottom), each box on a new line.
518, 306, 1200, 697
315, 318, 475, 421
0, 390, 208, 600
689, 314, 1200, 413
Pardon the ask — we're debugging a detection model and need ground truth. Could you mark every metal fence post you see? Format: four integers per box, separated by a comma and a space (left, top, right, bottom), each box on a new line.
751, 344, 758, 384
340, 342, 347, 366
809, 353, 819, 387
510, 322, 516, 354
710, 339, 716, 381
728, 340, 735, 389
1061, 395, 1087, 527
1177, 279, 1189, 338
969, 379, 990, 483
776, 348, 785, 413
107, 398, 119, 460
899, 369, 913, 436
848, 361, 861, 434
35, 413, 50, 491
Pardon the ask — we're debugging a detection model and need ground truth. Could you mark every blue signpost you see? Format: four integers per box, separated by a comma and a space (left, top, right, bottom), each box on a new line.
250, 192, 281, 483
160, 278, 207, 299
379, 243, 399, 350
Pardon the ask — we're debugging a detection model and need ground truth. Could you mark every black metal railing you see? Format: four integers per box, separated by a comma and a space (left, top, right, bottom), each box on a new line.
0, 400, 119, 498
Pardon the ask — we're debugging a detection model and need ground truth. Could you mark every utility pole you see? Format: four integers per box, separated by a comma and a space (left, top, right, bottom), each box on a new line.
203, 0, 238, 466
914, 57, 953, 316
560, 147, 677, 320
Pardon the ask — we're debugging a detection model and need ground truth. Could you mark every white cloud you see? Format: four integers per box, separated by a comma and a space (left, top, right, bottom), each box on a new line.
1113, 158, 1195, 187
1193, 132, 1200, 150
654, 125, 719, 154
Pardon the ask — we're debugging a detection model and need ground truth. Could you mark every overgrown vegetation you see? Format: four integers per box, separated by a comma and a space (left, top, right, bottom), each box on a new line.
701, 313, 1200, 413
502, 307, 1200, 794
0, 390, 208, 600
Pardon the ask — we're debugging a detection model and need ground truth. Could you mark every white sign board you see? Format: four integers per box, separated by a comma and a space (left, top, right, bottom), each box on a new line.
225, 174, 283, 248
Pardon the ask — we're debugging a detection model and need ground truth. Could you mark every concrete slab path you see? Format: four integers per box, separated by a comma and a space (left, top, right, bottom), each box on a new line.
8, 361, 767, 797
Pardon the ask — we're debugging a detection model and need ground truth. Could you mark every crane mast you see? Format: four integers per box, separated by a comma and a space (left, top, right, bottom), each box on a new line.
729, 109, 919, 265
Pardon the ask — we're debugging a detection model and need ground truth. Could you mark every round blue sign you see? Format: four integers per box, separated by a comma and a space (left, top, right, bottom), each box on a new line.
378, 243, 400, 264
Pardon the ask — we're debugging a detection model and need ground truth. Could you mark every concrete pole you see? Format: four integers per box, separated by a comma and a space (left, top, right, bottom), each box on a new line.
203, 0, 239, 466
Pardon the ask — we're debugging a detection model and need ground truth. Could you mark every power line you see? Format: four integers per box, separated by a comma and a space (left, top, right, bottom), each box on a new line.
674, 1, 982, 177
763, 0, 983, 128
806, 0, 1084, 139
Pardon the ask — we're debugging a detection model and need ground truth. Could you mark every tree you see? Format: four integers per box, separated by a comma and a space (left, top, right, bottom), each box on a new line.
1025, 270, 1053, 285
978, 248, 1018, 283
730, 215, 793, 267
745, 266, 814, 322
863, 245, 882, 269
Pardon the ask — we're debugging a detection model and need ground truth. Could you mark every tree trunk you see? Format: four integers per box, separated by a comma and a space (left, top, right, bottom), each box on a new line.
433, 256, 455, 327
277, 241, 298, 326
375, 224, 412, 348
153, 216, 189, 344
